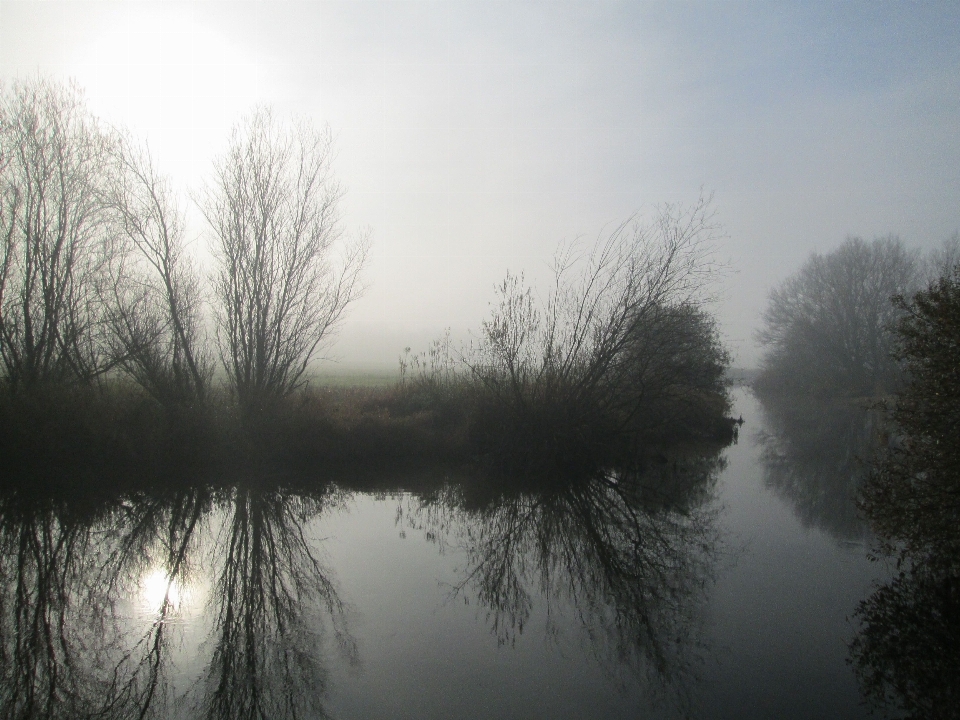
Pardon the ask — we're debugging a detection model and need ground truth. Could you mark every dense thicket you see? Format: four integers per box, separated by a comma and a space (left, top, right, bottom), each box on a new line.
755, 236, 919, 399
401, 198, 733, 475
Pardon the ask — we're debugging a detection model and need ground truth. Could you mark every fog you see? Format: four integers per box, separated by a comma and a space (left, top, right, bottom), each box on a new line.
2, 0, 959, 370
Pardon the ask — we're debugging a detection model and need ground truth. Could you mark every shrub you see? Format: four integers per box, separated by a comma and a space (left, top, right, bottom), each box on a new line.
408, 199, 732, 474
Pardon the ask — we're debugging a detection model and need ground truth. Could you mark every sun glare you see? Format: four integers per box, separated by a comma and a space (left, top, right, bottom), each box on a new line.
66, 5, 273, 185
140, 568, 184, 614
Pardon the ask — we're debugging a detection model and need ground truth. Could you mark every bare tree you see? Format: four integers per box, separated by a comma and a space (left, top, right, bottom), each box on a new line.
102, 136, 210, 406
0, 77, 115, 388
756, 236, 920, 397
923, 231, 960, 283
202, 109, 368, 410
461, 196, 728, 468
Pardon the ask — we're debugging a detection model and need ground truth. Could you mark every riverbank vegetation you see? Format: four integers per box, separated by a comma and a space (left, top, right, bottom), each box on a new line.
1, 76, 735, 486
850, 264, 960, 718
396, 198, 733, 476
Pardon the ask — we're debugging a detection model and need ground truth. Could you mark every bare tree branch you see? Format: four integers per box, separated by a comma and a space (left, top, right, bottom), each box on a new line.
101, 135, 211, 407
201, 109, 369, 411
0, 77, 116, 388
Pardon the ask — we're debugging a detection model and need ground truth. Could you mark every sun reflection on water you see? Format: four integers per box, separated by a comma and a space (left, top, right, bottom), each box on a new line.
140, 568, 187, 614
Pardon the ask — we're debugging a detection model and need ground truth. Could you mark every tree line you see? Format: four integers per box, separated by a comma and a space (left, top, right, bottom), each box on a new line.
755, 233, 959, 399
0, 77, 368, 414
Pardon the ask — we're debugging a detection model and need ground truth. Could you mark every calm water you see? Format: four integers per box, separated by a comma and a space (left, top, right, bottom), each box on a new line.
0, 388, 894, 719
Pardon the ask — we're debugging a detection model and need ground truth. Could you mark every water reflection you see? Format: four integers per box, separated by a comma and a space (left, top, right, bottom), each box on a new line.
0, 491, 111, 719
195, 488, 355, 720
850, 562, 960, 719
756, 393, 882, 540
0, 482, 352, 720
403, 453, 725, 704
0, 446, 730, 719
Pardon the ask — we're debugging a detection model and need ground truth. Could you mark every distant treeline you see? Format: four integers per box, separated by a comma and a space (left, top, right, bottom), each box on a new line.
755, 234, 959, 399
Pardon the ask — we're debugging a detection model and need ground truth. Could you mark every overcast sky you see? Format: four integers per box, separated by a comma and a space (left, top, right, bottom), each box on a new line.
2, 0, 959, 369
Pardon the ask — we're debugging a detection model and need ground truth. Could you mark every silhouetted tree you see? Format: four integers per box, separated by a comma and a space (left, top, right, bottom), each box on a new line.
0, 77, 116, 388
860, 265, 960, 564
618, 302, 730, 444
202, 109, 368, 413
756, 236, 919, 398
460, 197, 729, 471
101, 136, 211, 408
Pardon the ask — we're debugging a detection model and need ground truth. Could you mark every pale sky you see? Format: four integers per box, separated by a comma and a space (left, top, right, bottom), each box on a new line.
2, 0, 959, 369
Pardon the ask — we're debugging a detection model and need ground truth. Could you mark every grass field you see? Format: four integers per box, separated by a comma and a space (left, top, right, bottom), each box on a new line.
306, 365, 400, 388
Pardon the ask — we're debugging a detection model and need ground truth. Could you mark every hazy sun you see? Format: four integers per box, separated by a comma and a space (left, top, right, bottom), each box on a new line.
140, 568, 183, 614
66, 4, 274, 184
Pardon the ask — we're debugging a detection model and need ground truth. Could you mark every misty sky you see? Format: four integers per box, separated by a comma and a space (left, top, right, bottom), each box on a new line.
2, 1, 959, 369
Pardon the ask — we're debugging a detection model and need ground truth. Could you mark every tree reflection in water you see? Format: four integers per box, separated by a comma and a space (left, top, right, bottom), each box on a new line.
98, 486, 212, 718
850, 563, 960, 719
194, 488, 356, 720
403, 453, 725, 706
0, 481, 353, 720
0, 491, 111, 719
756, 393, 882, 541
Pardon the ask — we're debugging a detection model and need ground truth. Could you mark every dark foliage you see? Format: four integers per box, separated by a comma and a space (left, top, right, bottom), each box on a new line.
462, 301, 732, 475
860, 266, 960, 564
0, 383, 221, 491
402, 200, 734, 477
850, 567, 960, 719
851, 265, 960, 718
